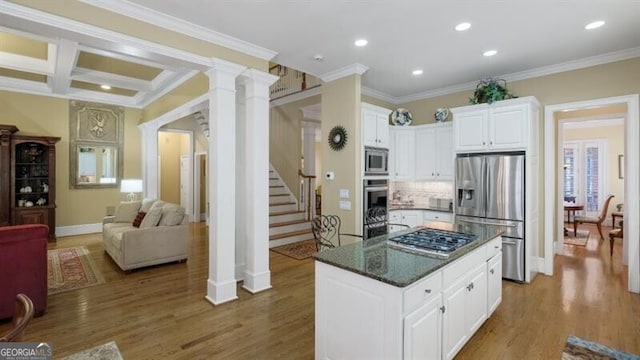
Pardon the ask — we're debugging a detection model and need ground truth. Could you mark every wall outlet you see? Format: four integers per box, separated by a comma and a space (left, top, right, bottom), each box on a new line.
339, 200, 351, 210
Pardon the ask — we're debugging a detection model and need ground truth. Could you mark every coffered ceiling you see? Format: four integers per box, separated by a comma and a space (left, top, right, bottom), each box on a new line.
0, 24, 199, 108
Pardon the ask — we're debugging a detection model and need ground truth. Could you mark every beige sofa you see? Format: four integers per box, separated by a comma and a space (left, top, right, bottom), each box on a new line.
103, 199, 188, 271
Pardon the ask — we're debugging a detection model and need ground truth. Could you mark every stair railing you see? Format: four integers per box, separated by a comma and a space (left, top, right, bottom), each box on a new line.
269, 65, 321, 100
298, 170, 316, 221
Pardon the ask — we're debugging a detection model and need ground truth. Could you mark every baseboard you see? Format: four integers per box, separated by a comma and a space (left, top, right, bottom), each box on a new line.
536, 257, 545, 274
56, 223, 102, 237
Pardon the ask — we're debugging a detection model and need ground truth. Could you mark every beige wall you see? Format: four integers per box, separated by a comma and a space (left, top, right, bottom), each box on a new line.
270, 95, 320, 198
564, 123, 625, 222
0, 90, 142, 227
321, 75, 362, 237
399, 58, 640, 125
158, 131, 189, 204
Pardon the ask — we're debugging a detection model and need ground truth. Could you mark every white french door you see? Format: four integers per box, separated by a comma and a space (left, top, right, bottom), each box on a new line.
563, 140, 607, 217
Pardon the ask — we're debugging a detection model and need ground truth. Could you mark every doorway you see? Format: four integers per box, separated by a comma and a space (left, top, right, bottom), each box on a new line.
543, 94, 639, 293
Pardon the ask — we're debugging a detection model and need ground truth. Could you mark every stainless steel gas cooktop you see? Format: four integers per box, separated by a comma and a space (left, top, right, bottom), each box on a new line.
388, 228, 477, 258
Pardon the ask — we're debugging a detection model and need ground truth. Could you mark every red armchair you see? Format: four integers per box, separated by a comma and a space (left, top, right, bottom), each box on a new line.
0, 224, 48, 320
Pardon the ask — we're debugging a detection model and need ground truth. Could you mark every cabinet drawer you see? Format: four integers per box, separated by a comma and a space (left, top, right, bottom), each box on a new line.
404, 271, 442, 315
423, 211, 452, 223
486, 236, 502, 259
442, 245, 485, 286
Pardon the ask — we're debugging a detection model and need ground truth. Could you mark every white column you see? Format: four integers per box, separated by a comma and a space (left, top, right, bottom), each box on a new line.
234, 83, 247, 281
240, 69, 278, 293
205, 59, 246, 305
138, 121, 160, 199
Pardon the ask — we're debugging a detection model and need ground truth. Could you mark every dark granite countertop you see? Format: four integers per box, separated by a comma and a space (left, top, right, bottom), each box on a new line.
313, 221, 504, 288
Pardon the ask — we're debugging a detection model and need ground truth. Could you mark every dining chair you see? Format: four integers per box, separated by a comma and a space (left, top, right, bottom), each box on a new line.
608, 220, 623, 257
0, 293, 35, 342
573, 194, 614, 240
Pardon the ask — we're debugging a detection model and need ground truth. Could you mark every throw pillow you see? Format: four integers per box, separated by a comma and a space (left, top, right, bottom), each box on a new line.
140, 198, 157, 213
158, 204, 186, 226
114, 201, 141, 223
132, 211, 146, 228
139, 207, 162, 228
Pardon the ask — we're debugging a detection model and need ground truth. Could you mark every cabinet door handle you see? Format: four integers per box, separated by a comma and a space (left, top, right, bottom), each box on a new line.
490, 269, 495, 275
436, 173, 440, 176
440, 305, 446, 313
482, 141, 486, 145
470, 282, 474, 290
495, 245, 499, 249
432, 172, 435, 176
490, 141, 493, 145
424, 289, 431, 294
466, 284, 471, 292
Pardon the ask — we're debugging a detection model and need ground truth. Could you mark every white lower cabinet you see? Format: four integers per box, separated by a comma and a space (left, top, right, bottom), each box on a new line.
389, 210, 423, 233
487, 252, 502, 316
442, 262, 487, 360
404, 294, 443, 360
315, 236, 503, 360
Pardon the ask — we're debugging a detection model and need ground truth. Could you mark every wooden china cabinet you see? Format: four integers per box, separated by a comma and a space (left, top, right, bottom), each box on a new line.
0, 124, 60, 240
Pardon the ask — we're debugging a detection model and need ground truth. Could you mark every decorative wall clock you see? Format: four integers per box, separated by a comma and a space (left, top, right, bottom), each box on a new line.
328, 125, 348, 151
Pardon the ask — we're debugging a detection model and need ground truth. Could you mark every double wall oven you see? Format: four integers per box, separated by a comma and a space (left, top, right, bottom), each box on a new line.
363, 179, 389, 239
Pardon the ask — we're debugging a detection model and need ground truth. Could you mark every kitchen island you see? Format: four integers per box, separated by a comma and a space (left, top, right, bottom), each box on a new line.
314, 221, 504, 360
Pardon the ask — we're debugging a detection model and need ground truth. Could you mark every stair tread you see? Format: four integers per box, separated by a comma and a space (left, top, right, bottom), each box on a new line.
270, 219, 310, 228
269, 210, 305, 216
269, 202, 296, 206
269, 228, 313, 240
269, 185, 284, 188
269, 194, 289, 197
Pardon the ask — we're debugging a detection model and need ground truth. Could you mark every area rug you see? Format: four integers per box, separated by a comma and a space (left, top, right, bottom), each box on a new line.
562, 335, 640, 359
60, 341, 123, 360
271, 239, 317, 260
48, 246, 105, 295
564, 229, 590, 246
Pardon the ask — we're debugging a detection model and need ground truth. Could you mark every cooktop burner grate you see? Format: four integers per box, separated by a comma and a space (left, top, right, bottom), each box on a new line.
388, 228, 477, 257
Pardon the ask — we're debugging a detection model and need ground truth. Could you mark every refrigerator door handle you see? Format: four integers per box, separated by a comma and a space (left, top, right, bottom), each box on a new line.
502, 240, 518, 245
457, 218, 518, 227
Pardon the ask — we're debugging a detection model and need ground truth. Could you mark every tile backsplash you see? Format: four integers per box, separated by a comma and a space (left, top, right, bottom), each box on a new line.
389, 181, 453, 206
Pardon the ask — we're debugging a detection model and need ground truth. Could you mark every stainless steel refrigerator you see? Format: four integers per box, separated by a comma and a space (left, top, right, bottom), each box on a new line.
455, 152, 525, 282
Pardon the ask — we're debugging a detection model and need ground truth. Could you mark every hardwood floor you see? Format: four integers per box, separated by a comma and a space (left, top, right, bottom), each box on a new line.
2, 222, 638, 359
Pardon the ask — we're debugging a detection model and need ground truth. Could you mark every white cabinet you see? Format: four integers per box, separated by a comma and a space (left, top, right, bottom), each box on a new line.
423, 211, 453, 224
389, 128, 415, 180
487, 252, 502, 317
452, 97, 537, 152
404, 294, 443, 360
315, 236, 502, 360
389, 210, 423, 232
415, 123, 454, 180
362, 103, 391, 148
442, 252, 489, 360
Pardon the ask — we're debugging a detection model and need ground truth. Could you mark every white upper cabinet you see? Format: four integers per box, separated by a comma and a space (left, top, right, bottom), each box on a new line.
415, 123, 454, 180
389, 128, 415, 180
362, 103, 391, 148
452, 97, 539, 153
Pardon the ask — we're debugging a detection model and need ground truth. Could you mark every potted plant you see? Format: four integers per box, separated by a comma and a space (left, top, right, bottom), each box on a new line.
469, 78, 516, 104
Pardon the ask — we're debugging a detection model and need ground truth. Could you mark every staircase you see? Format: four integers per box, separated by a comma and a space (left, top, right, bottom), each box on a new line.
269, 166, 314, 247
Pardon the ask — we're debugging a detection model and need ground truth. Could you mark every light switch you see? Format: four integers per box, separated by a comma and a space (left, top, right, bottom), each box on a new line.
339, 200, 351, 210
340, 189, 349, 199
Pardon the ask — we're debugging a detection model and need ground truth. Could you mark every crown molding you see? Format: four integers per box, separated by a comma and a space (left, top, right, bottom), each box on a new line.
80, 0, 278, 61
361, 86, 400, 104
394, 47, 640, 105
319, 63, 369, 83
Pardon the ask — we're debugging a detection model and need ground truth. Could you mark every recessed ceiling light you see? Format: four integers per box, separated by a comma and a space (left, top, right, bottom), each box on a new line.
354, 39, 368, 47
483, 50, 498, 57
585, 20, 605, 30
412, 69, 423, 76
455, 22, 471, 31
100, 85, 111, 90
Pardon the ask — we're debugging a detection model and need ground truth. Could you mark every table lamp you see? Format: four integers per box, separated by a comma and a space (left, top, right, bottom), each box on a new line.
120, 179, 143, 201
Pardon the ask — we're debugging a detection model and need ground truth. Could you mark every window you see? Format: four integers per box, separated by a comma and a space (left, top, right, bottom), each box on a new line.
563, 140, 606, 217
